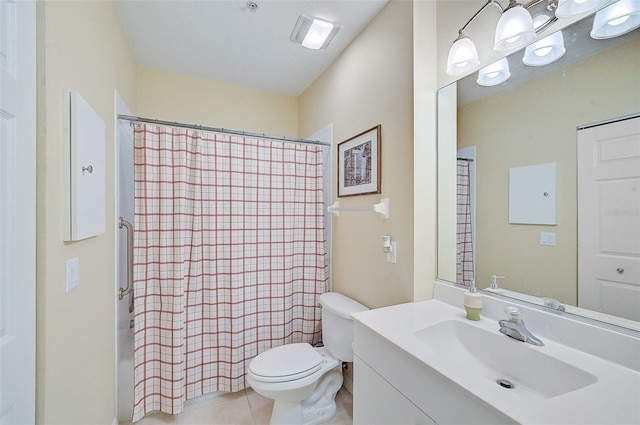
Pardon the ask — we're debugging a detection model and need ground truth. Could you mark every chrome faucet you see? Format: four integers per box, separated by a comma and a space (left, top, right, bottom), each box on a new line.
498, 306, 544, 346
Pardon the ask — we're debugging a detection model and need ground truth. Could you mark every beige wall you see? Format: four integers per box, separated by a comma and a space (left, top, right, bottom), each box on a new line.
37, 2, 137, 423
457, 38, 640, 304
33, 2, 442, 422
299, 1, 415, 310
137, 67, 299, 136
413, 0, 439, 301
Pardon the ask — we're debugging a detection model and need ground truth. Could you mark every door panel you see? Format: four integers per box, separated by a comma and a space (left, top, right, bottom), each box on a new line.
578, 116, 640, 322
0, 0, 36, 423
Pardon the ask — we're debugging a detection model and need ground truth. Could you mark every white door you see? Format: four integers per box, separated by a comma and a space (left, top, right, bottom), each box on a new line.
577, 115, 640, 322
0, 0, 36, 423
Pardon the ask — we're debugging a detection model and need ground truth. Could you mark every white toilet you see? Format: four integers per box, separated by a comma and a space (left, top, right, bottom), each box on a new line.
246, 292, 368, 425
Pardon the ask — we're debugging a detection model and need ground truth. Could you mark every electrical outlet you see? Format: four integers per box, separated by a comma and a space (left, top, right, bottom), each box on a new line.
65, 257, 80, 293
387, 242, 397, 264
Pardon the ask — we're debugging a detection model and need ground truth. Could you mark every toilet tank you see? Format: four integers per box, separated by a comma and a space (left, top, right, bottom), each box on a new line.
319, 292, 369, 362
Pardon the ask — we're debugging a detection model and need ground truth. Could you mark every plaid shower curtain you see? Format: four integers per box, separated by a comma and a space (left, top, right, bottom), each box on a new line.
131, 123, 328, 421
456, 160, 474, 286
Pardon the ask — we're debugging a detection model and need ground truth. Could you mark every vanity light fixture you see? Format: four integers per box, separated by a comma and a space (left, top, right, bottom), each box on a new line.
523, 14, 566, 66
446, 0, 558, 76
555, 0, 609, 18
477, 57, 511, 85
290, 15, 340, 50
590, 0, 640, 39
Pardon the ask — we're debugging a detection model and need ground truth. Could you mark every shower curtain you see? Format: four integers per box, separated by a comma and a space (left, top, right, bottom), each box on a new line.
456, 160, 474, 286
131, 123, 328, 421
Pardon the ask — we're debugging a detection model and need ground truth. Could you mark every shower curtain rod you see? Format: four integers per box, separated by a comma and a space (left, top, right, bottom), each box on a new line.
118, 114, 331, 147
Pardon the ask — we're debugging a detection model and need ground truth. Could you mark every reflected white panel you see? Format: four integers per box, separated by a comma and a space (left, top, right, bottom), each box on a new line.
0, 0, 16, 77
599, 178, 640, 255
0, 111, 16, 347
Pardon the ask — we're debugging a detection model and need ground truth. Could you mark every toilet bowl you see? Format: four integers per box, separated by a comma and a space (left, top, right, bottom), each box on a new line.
246, 292, 368, 425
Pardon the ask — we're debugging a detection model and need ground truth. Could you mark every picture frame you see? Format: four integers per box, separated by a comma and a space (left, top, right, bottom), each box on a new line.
337, 125, 381, 197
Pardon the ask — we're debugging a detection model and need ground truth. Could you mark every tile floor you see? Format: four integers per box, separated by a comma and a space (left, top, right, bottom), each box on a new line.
120, 387, 353, 425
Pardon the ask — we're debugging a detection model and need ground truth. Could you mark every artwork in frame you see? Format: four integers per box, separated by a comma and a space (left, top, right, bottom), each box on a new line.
338, 125, 381, 197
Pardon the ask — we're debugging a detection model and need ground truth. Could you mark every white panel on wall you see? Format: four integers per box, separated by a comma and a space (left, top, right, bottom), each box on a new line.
64, 90, 106, 241
509, 162, 557, 225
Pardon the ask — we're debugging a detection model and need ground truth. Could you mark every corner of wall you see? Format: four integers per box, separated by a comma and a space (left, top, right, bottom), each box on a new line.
413, 0, 438, 302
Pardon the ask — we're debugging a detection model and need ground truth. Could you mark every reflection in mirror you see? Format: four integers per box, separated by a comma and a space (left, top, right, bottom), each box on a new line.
437, 13, 640, 329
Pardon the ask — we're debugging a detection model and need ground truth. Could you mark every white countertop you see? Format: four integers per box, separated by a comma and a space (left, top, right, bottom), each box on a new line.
352, 298, 640, 425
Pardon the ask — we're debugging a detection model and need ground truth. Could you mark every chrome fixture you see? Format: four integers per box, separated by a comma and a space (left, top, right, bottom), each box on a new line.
542, 297, 566, 312
118, 217, 134, 301
446, 0, 560, 77
446, 0, 637, 84
498, 306, 544, 346
290, 15, 341, 50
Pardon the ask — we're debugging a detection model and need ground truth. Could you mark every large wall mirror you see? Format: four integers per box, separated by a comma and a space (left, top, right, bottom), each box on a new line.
437, 4, 640, 329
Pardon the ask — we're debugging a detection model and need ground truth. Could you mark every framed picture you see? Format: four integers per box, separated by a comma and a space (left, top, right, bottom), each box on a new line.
338, 125, 381, 197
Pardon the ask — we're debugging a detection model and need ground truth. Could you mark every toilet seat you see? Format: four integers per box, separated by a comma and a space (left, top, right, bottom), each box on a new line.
249, 343, 323, 383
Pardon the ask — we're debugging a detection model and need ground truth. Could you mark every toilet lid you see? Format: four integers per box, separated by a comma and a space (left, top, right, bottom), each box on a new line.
249, 343, 323, 383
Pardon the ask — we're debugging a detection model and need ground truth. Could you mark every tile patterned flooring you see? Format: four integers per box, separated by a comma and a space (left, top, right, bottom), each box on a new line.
120, 387, 353, 425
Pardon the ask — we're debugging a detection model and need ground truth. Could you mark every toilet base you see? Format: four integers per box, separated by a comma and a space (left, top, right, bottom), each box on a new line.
268, 369, 343, 425
302, 400, 337, 425
269, 399, 337, 425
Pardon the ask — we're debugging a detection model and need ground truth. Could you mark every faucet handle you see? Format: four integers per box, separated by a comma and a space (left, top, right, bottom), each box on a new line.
505, 306, 522, 322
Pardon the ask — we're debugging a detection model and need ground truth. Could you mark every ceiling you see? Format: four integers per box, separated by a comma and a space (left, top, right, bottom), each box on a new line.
115, 0, 389, 97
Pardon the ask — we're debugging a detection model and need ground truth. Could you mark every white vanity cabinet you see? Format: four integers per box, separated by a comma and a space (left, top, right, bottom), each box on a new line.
354, 355, 436, 425
352, 319, 512, 425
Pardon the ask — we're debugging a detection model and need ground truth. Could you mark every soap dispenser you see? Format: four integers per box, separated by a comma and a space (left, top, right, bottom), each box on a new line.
464, 280, 483, 321
485, 275, 505, 294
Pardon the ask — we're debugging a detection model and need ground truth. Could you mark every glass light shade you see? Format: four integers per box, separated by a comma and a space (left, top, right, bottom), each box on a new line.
523, 30, 565, 66
494, 5, 536, 52
477, 58, 511, 86
556, 0, 609, 18
591, 0, 640, 39
446, 36, 480, 76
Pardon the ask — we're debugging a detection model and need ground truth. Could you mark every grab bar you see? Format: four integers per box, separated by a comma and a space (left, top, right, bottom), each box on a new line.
118, 217, 134, 301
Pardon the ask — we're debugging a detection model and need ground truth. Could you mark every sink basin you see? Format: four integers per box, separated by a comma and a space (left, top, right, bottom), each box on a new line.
412, 320, 598, 399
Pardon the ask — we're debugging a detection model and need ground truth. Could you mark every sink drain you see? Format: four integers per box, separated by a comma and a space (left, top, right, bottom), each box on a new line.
497, 379, 515, 389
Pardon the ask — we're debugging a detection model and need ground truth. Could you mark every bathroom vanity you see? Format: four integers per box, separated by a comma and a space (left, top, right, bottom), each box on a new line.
351, 282, 640, 425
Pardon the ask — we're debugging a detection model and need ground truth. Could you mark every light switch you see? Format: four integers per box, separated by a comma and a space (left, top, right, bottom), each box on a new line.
540, 232, 556, 246
66, 257, 80, 293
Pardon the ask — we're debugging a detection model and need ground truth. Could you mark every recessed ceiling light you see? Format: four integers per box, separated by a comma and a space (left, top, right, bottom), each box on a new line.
290, 15, 340, 50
